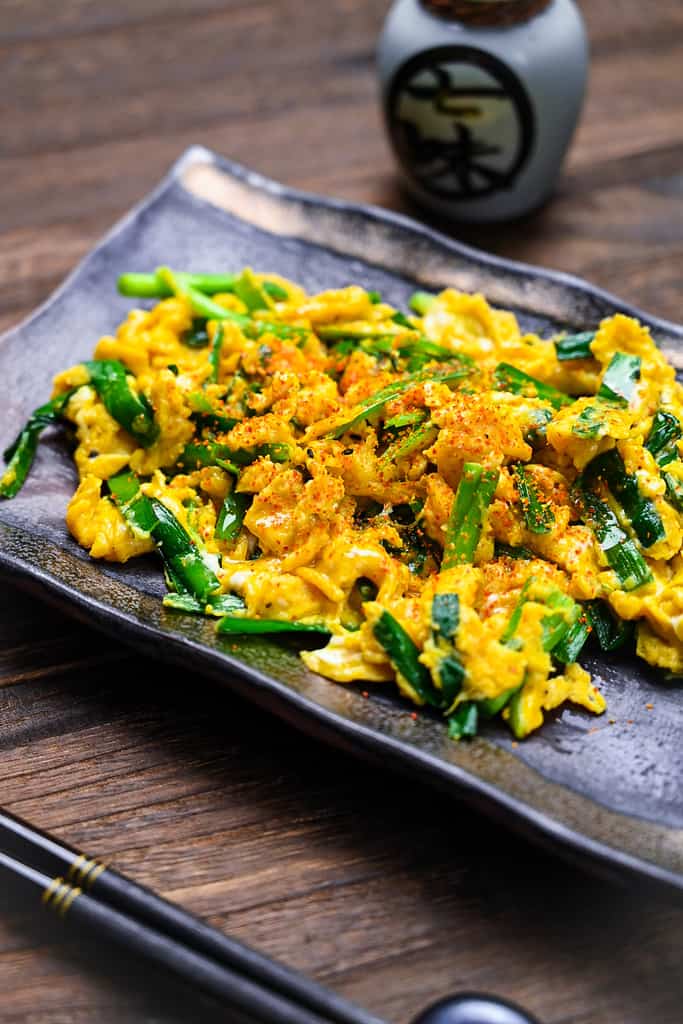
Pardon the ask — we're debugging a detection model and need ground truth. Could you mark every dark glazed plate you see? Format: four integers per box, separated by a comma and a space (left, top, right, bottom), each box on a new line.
2, 146, 683, 896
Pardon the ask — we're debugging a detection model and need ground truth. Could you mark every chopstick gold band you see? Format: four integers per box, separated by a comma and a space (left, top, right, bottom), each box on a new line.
66, 853, 106, 889
42, 876, 82, 917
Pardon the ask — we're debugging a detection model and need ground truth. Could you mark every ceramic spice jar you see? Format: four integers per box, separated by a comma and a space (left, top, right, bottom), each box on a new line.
377, 0, 588, 222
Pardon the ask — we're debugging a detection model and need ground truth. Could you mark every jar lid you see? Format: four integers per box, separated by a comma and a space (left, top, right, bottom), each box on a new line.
419, 0, 551, 25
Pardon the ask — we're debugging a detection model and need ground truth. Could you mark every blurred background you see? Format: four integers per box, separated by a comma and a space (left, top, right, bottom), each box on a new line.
1, 3, 683, 1023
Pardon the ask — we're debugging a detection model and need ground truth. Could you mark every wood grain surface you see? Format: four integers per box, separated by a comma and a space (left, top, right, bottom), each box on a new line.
1, 2, 683, 1022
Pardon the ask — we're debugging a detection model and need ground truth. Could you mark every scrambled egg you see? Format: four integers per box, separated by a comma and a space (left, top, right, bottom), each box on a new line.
44, 273, 683, 739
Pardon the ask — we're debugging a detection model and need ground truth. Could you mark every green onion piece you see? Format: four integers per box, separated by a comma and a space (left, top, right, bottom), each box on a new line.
384, 409, 429, 432
597, 352, 641, 405
0, 390, 75, 499
360, 337, 395, 359
587, 600, 634, 652
157, 266, 254, 333
499, 578, 533, 647
215, 492, 251, 542
554, 331, 596, 361
438, 656, 465, 704
478, 687, 520, 719
148, 497, 220, 602
380, 421, 437, 465
663, 472, 683, 512
447, 702, 479, 740
176, 442, 237, 473
571, 404, 610, 440
118, 272, 289, 304
493, 363, 573, 410
430, 594, 464, 704
392, 311, 414, 328
228, 444, 291, 466
209, 323, 224, 383
107, 468, 141, 504
442, 463, 499, 569
539, 589, 580, 652
109, 471, 219, 602
553, 614, 592, 664
192, 411, 239, 434
107, 470, 156, 534
163, 592, 246, 616
84, 360, 159, 447
255, 322, 310, 342
188, 392, 215, 414
646, 411, 682, 466
118, 271, 238, 299
401, 342, 465, 373
328, 365, 471, 439
587, 449, 665, 549
177, 441, 289, 473
233, 267, 275, 313
217, 617, 330, 635
576, 486, 653, 590
373, 610, 443, 706
262, 281, 289, 301
431, 593, 460, 641
513, 464, 554, 535
317, 324, 417, 341
524, 407, 553, 449
409, 291, 436, 316
505, 590, 581, 738
367, 291, 382, 304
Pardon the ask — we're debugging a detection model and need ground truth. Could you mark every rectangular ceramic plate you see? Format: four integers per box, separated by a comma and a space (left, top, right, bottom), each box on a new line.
2, 146, 683, 896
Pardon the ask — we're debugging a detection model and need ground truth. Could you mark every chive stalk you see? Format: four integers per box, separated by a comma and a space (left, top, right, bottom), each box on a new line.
85, 360, 159, 447
163, 592, 246, 616
493, 363, 573, 410
327, 365, 471, 439
597, 352, 641, 405
586, 450, 665, 549
554, 331, 596, 361
586, 600, 634, 652
108, 471, 219, 602
646, 411, 682, 466
208, 323, 224, 383
118, 272, 238, 299
576, 485, 653, 590
442, 463, 499, 569
447, 702, 479, 739
233, 268, 274, 313
215, 492, 251, 542
373, 610, 442, 706
217, 617, 330, 635
380, 421, 438, 465
0, 391, 75, 499
513, 464, 554, 534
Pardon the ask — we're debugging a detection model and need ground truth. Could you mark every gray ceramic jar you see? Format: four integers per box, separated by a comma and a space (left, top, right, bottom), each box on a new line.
377, 0, 588, 222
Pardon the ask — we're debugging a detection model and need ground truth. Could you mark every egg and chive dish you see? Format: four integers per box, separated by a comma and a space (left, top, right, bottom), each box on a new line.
3, 266, 683, 740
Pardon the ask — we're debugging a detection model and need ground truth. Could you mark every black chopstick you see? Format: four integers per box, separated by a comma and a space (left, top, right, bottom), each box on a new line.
1, 848, 337, 1023
1, 809, 383, 1024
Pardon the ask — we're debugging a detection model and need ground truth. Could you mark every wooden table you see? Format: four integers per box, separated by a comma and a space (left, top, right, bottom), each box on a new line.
2, 2, 683, 1021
